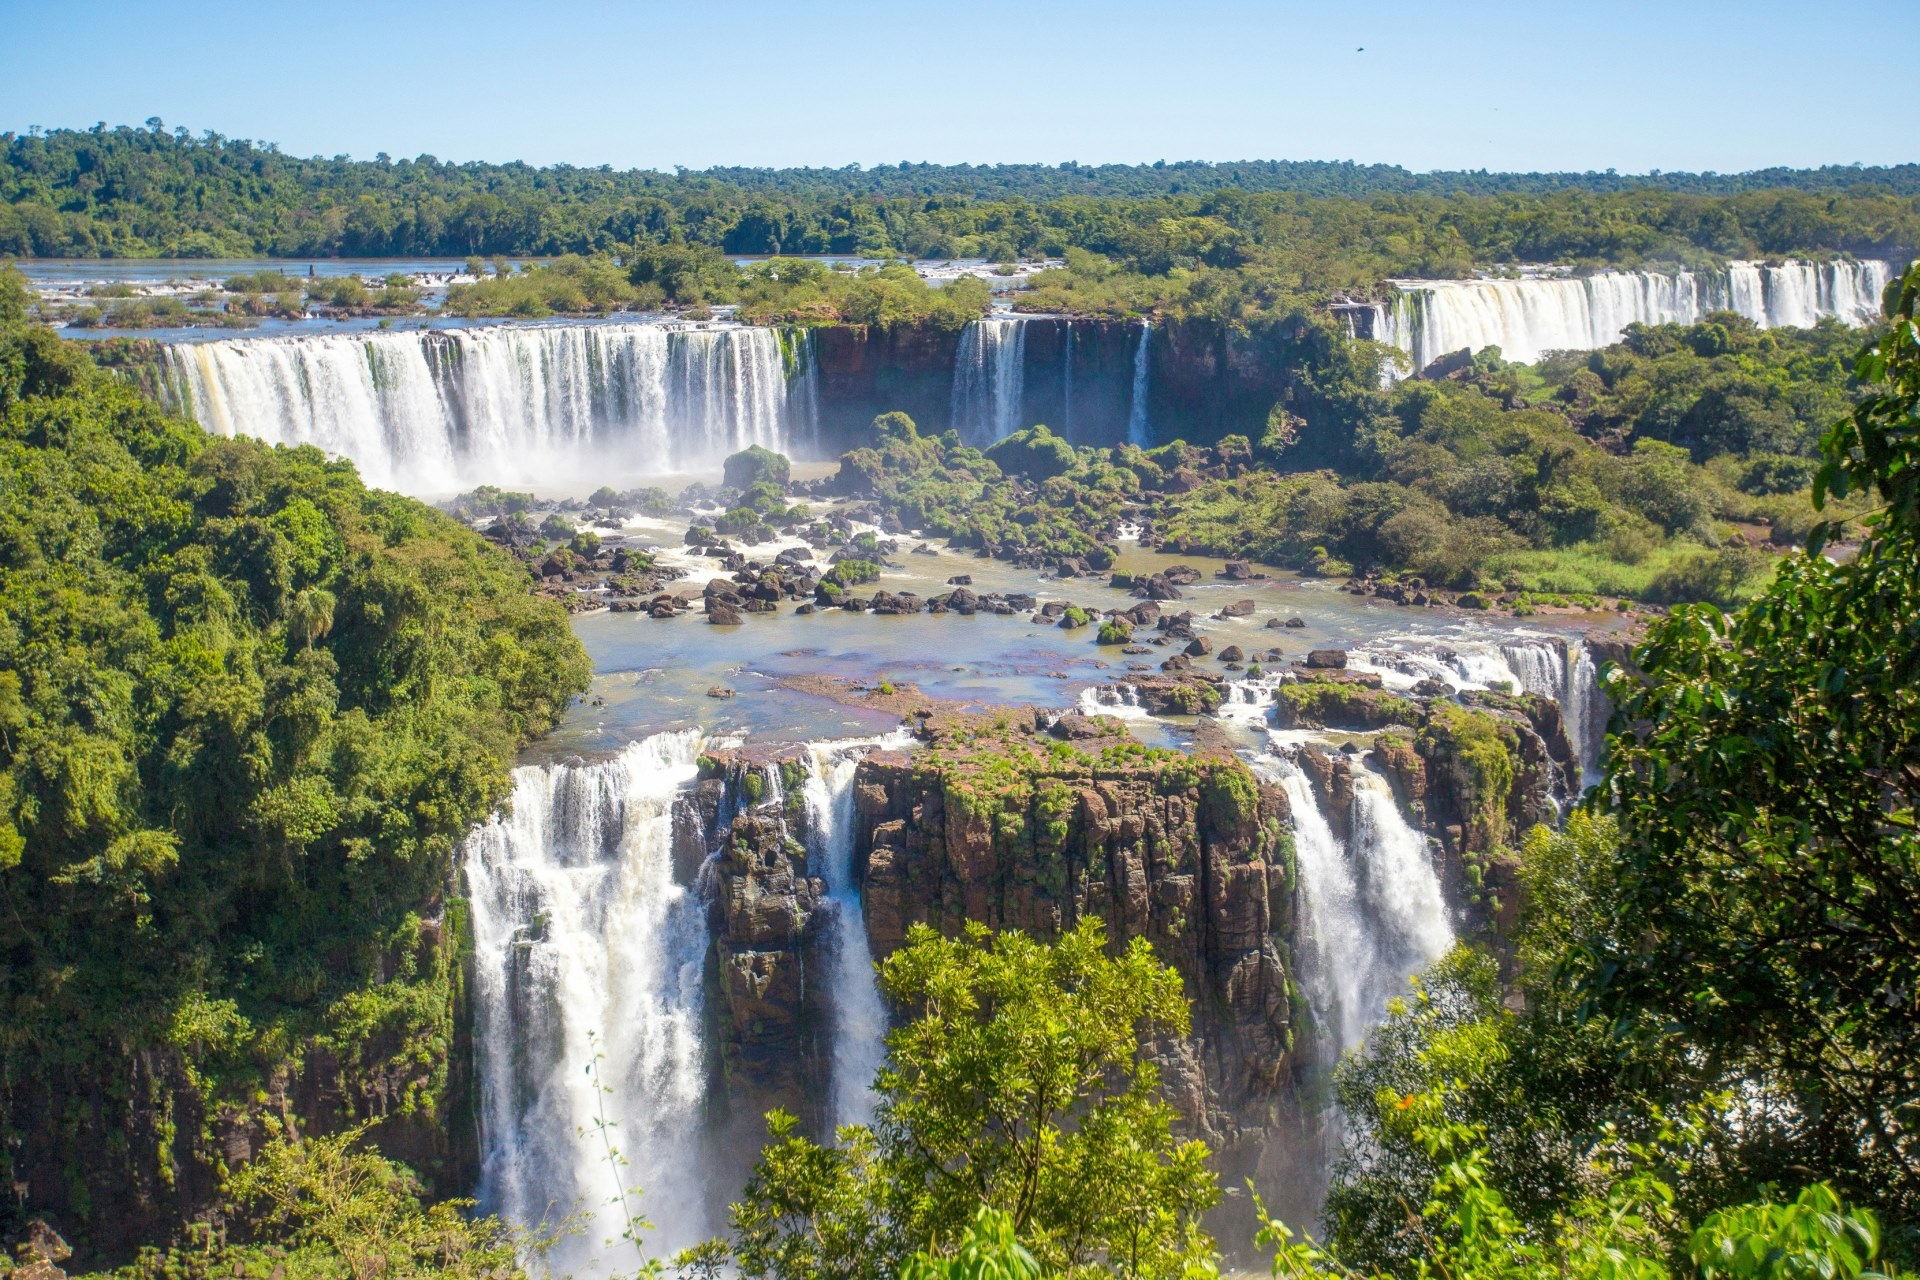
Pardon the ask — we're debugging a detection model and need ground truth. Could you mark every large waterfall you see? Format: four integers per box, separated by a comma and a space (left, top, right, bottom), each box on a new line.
1377, 257, 1893, 371
950, 316, 1028, 443
164, 322, 802, 495
464, 730, 713, 1272
1266, 759, 1453, 1055
1127, 319, 1153, 447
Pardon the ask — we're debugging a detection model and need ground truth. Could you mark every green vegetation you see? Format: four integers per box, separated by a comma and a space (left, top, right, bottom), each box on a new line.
1256, 262, 1920, 1274
0, 277, 589, 1248
5, 123, 1914, 265
442, 254, 639, 317
731, 259, 991, 329
724, 919, 1217, 1280
1148, 315, 1869, 600
723, 445, 792, 490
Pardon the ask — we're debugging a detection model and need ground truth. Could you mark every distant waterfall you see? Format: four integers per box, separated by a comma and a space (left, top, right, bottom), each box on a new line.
1379, 258, 1893, 371
950, 317, 1028, 444
1265, 758, 1452, 1054
164, 322, 799, 495
1126, 319, 1153, 447
464, 730, 712, 1271
1061, 323, 1075, 439
803, 736, 907, 1128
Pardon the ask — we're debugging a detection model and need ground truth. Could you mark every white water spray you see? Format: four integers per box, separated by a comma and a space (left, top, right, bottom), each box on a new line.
1379, 258, 1892, 372
1263, 757, 1452, 1055
950, 317, 1028, 444
165, 322, 798, 495
464, 730, 711, 1272
801, 734, 910, 1128
1127, 319, 1153, 446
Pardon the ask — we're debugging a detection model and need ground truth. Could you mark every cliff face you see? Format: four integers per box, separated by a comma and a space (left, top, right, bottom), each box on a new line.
695, 716, 1299, 1159
806, 316, 1307, 452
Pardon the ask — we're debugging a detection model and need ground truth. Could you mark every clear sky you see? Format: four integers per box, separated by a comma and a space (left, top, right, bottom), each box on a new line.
3, 0, 1914, 174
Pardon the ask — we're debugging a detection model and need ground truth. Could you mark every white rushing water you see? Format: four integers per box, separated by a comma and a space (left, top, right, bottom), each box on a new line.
1378, 258, 1893, 371
1126, 319, 1153, 447
464, 730, 712, 1272
802, 734, 910, 1129
164, 322, 800, 495
950, 316, 1028, 444
1264, 757, 1453, 1055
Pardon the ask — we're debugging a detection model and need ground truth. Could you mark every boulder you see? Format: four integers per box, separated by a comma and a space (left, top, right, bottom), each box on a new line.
1217, 599, 1256, 618
1219, 645, 1245, 663
1305, 648, 1347, 669
707, 599, 743, 625
1185, 636, 1213, 657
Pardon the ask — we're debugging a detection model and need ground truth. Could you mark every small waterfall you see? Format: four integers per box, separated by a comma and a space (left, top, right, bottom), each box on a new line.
1079, 683, 1149, 719
802, 738, 897, 1129
1564, 641, 1610, 784
1061, 322, 1075, 440
1265, 758, 1453, 1054
1378, 258, 1893, 371
164, 322, 797, 495
949, 317, 1028, 444
464, 730, 712, 1271
1126, 319, 1153, 447
785, 327, 823, 454
1498, 638, 1565, 703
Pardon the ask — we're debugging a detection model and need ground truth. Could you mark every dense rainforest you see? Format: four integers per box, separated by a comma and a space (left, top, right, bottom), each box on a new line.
0, 267, 590, 1260
4, 122, 1917, 271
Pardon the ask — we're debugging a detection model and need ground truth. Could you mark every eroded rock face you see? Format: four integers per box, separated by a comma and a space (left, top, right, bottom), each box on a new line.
851, 745, 1297, 1153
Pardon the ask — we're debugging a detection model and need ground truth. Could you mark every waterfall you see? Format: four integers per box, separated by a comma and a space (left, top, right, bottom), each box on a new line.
1126, 319, 1153, 447
1379, 258, 1893, 371
1498, 638, 1565, 703
949, 317, 1028, 444
1061, 322, 1074, 440
163, 322, 797, 495
1565, 641, 1610, 784
1079, 683, 1149, 719
801, 737, 898, 1129
464, 730, 712, 1271
1264, 758, 1453, 1054
785, 327, 823, 455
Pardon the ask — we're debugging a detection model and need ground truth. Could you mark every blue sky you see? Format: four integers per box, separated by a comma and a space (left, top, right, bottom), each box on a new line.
3, 0, 1913, 174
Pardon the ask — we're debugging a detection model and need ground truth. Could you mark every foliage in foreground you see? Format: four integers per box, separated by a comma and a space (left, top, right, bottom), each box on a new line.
0, 286, 590, 1246
724, 919, 1218, 1280
1275, 265, 1920, 1276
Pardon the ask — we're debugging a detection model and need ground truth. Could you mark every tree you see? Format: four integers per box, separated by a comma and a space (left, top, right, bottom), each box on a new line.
726, 920, 1217, 1280
1590, 260, 1920, 1221
724, 444, 792, 490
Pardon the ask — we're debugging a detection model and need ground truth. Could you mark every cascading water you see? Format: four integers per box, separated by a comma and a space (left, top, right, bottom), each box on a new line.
1061, 322, 1075, 440
164, 322, 798, 495
1126, 319, 1153, 447
802, 736, 906, 1129
464, 730, 712, 1272
1378, 258, 1893, 371
1264, 758, 1453, 1054
950, 317, 1028, 444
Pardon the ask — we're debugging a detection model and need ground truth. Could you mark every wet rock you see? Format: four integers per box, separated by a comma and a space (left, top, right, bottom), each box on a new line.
1184, 636, 1213, 657
1220, 560, 1253, 579
1161, 653, 1193, 672
1219, 645, 1245, 663
707, 686, 736, 699
1163, 564, 1201, 585
1217, 599, 1256, 618
947, 574, 973, 586
1285, 616, 1307, 628
707, 599, 743, 625
1305, 648, 1348, 669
